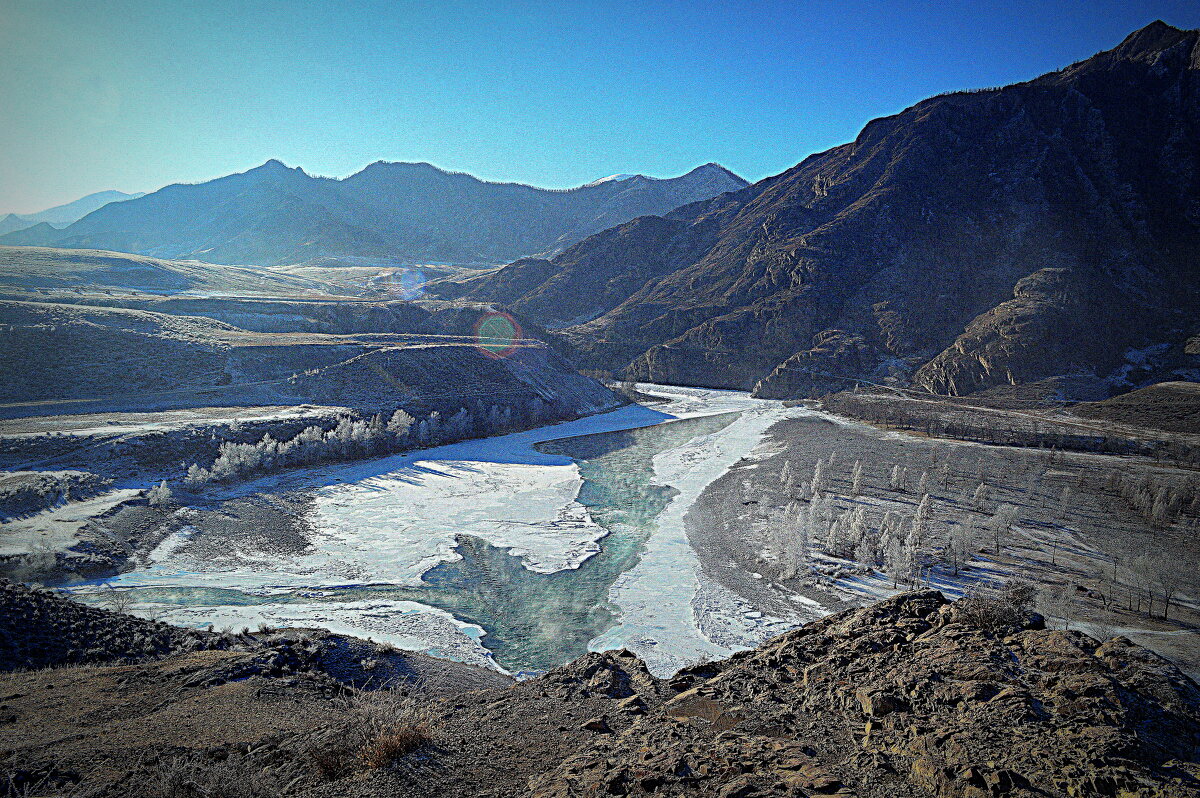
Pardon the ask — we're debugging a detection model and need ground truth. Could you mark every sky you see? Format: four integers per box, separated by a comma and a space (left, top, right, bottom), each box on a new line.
2, 0, 1199, 214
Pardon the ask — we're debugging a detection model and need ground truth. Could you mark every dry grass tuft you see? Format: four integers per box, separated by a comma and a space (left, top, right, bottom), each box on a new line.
357, 726, 431, 768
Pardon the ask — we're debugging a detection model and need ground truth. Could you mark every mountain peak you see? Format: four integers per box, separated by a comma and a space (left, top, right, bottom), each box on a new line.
680, 162, 750, 188
245, 159, 306, 178
1114, 19, 1193, 59
584, 174, 639, 187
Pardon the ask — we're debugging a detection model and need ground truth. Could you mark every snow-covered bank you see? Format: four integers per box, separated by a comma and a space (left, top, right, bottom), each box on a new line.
135, 598, 504, 672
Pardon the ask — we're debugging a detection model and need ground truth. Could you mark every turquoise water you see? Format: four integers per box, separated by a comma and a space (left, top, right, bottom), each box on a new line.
83, 411, 740, 674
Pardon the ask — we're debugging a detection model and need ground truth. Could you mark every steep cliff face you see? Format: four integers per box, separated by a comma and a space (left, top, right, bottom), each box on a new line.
452, 22, 1200, 398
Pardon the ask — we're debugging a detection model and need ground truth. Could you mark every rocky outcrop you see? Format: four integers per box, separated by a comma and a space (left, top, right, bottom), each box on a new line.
529, 591, 1200, 797
4, 589, 1198, 796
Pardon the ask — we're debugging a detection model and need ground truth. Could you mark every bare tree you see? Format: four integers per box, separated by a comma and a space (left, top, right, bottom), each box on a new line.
103, 584, 134, 615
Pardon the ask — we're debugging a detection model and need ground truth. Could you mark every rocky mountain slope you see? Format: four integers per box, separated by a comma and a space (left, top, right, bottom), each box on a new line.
4, 589, 1198, 797
441, 22, 1200, 398
0, 162, 746, 267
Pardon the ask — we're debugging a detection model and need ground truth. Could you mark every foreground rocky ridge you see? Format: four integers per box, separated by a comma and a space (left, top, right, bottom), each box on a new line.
3, 587, 1198, 797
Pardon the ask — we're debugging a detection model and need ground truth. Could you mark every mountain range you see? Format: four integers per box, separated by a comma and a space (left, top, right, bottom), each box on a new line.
437, 21, 1200, 399
0, 190, 144, 236
0, 162, 746, 267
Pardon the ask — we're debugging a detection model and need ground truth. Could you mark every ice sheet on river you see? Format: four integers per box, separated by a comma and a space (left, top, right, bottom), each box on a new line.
91, 385, 809, 675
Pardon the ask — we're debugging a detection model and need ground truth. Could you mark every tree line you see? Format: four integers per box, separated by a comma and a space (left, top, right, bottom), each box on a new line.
182, 396, 572, 488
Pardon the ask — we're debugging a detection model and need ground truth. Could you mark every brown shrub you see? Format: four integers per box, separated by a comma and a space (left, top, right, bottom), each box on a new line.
357, 726, 430, 769
309, 745, 355, 781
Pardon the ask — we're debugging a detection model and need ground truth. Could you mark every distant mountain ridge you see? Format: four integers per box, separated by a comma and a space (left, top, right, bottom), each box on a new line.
0, 190, 144, 236
0, 162, 747, 267
439, 21, 1200, 398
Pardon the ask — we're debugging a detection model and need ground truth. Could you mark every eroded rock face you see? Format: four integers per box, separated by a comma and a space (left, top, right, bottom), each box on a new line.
529, 592, 1200, 797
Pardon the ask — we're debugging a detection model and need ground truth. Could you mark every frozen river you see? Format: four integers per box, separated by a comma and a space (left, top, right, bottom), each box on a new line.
78, 386, 811, 676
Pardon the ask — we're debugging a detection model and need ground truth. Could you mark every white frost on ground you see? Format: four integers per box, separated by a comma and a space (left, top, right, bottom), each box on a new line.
589, 400, 811, 676
127, 598, 504, 672
0, 488, 142, 556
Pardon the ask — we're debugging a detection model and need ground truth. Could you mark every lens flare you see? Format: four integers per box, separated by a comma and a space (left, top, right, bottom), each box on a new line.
473, 311, 522, 359
385, 267, 425, 300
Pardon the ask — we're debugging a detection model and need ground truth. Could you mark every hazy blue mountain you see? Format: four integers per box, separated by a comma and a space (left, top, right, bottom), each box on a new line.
1, 161, 747, 266
0, 215, 31, 237
0, 191, 146, 236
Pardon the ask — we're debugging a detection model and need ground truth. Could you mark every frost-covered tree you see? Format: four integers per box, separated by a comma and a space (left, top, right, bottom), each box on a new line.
972, 482, 989, 512
811, 492, 833, 547
147, 480, 173, 507
904, 527, 923, 586
938, 461, 952, 488
851, 460, 863, 496
913, 493, 933, 547
776, 501, 809, 580
889, 464, 906, 492
184, 464, 209, 487
946, 518, 977, 576
827, 511, 853, 558
917, 470, 929, 496
780, 461, 793, 488
987, 503, 1018, 553
810, 460, 826, 497
885, 534, 913, 588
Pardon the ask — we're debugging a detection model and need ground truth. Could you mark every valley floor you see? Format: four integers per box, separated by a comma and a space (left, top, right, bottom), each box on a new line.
3, 383, 1198, 682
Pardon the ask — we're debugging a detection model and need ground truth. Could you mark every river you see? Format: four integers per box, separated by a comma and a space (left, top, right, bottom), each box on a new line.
74, 386, 810, 676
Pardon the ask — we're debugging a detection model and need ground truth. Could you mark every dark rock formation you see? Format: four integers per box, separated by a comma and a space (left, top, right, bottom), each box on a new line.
448, 22, 1200, 399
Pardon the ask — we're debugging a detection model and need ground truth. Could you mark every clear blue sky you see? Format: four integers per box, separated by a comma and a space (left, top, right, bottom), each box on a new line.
2, 0, 1198, 214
